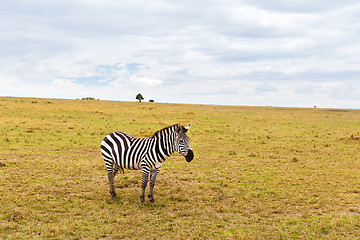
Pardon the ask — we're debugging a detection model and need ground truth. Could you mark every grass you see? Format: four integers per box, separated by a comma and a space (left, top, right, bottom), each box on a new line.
0, 96, 360, 239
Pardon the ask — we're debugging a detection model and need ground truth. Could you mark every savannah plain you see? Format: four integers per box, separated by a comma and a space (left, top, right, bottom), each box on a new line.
0, 96, 360, 239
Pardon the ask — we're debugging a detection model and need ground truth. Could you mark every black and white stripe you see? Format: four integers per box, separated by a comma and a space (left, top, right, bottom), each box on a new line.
101, 124, 193, 202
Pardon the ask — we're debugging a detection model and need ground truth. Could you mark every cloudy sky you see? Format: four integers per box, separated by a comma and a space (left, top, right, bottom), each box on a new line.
1, 0, 360, 108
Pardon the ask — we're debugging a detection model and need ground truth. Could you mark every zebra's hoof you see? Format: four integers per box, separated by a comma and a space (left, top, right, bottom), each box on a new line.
140, 195, 145, 202
110, 191, 117, 199
148, 195, 155, 203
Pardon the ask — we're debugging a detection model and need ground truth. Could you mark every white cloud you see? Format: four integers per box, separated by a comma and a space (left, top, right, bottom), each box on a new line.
0, 1, 360, 108
255, 82, 278, 93
129, 76, 162, 87
52, 78, 82, 89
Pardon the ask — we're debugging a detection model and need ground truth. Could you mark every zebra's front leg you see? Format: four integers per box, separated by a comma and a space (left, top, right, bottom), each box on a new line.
140, 167, 150, 202
148, 169, 159, 203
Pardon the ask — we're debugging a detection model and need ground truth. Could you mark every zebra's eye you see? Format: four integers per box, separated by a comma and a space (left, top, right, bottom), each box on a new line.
179, 139, 184, 143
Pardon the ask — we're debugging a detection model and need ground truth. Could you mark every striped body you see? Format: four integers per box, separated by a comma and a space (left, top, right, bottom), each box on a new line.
101, 124, 193, 202
101, 131, 175, 171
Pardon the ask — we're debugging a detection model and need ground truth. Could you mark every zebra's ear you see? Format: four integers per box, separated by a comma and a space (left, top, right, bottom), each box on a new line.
185, 124, 192, 132
177, 125, 183, 133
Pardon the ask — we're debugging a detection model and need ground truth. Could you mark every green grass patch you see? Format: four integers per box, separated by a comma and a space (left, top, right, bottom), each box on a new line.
1, 97, 360, 239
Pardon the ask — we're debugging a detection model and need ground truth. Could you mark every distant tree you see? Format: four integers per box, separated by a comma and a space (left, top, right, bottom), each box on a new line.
136, 93, 144, 102
149, 99, 154, 102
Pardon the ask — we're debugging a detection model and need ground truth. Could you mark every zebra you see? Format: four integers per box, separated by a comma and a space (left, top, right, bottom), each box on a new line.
101, 123, 194, 202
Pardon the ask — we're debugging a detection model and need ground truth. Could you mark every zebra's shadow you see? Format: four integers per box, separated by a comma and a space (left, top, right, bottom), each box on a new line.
104, 193, 167, 209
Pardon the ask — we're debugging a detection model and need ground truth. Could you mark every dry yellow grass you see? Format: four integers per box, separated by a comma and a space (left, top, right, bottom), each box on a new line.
1, 97, 360, 239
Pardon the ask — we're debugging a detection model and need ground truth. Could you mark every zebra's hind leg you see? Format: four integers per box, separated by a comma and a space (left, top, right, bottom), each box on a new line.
148, 169, 159, 203
105, 159, 117, 198
108, 170, 116, 199
113, 162, 123, 177
140, 167, 150, 202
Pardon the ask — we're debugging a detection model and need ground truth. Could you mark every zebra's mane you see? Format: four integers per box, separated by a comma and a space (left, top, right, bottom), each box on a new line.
151, 124, 184, 138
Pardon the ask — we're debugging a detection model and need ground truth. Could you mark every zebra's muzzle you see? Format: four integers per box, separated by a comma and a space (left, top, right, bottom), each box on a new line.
185, 149, 194, 162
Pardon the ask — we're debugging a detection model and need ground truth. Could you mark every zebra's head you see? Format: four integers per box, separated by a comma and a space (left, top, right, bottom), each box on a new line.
175, 124, 194, 162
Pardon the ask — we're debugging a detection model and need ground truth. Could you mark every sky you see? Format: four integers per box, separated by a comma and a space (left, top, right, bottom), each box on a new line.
1, 0, 360, 108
